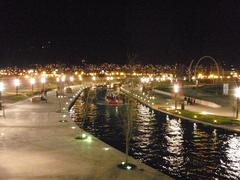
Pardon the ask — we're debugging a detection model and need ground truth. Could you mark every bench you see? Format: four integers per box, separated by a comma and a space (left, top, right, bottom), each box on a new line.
65, 87, 73, 93
31, 96, 41, 102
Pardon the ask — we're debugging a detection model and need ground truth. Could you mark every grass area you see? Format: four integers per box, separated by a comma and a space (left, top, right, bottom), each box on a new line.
166, 108, 240, 126
3, 94, 28, 102
2, 88, 55, 103
0, 77, 83, 104
155, 81, 172, 90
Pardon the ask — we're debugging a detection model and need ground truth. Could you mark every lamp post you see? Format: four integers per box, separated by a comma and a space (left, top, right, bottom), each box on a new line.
14, 79, 20, 95
0, 82, 4, 101
173, 84, 179, 110
0, 82, 5, 117
40, 77, 46, 91
30, 78, 35, 93
69, 76, 74, 83
235, 87, 240, 119
92, 76, 96, 81
69, 76, 74, 86
56, 77, 60, 83
61, 76, 65, 83
61, 76, 65, 95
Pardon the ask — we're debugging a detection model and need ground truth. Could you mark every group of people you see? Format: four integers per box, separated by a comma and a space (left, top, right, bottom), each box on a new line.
40, 90, 48, 102
56, 86, 63, 98
184, 96, 196, 105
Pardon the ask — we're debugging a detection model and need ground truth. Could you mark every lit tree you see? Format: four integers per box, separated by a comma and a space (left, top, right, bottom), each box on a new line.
75, 88, 91, 139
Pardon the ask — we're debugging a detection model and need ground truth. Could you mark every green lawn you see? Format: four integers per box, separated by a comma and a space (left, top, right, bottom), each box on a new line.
166, 108, 240, 126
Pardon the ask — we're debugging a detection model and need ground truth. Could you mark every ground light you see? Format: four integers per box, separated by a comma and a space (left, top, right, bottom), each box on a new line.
59, 113, 68, 122
59, 104, 69, 122
85, 136, 92, 143
103, 147, 110, 151
117, 161, 136, 170
75, 132, 88, 140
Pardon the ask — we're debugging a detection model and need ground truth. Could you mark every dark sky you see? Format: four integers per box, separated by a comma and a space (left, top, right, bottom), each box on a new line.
0, 0, 240, 66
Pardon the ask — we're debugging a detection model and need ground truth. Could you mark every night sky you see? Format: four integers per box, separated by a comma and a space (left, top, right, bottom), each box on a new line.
0, 0, 240, 66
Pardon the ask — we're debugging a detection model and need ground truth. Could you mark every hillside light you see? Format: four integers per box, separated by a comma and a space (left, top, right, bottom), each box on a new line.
13, 79, 20, 95
235, 87, 240, 119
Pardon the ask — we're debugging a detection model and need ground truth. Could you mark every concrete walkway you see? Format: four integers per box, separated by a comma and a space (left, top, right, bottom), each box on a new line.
0, 87, 171, 179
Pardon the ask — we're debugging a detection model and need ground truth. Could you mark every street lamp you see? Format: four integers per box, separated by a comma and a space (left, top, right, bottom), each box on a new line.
40, 77, 46, 91
13, 79, 20, 95
173, 84, 179, 110
0, 82, 5, 117
30, 78, 35, 93
92, 76, 96, 81
69, 76, 74, 86
61, 76, 65, 82
0, 82, 4, 100
79, 76, 82, 81
69, 76, 74, 82
235, 87, 240, 119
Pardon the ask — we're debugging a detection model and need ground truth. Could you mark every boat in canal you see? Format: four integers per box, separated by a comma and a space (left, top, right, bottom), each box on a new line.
105, 90, 125, 106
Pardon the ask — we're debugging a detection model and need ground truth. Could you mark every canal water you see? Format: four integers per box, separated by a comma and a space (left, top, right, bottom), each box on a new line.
70, 89, 240, 179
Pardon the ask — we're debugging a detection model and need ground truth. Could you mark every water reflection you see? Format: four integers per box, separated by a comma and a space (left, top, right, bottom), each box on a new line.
164, 117, 184, 168
71, 90, 240, 179
225, 136, 240, 178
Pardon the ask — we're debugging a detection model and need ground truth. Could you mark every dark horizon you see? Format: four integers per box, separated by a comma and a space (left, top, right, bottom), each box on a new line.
0, 1, 240, 67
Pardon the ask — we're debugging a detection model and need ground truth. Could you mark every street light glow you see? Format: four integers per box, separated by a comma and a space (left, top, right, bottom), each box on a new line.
235, 87, 240, 98
14, 79, 20, 87
61, 76, 65, 82
0, 82, 4, 92
30, 78, 36, 85
69, 76, 74, 82
173, 84, 179, 93
40, 77, 46, 84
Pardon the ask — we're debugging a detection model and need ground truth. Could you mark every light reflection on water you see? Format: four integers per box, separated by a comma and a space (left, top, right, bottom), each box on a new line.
225, 136, 240, 178
71, 91, 240, 179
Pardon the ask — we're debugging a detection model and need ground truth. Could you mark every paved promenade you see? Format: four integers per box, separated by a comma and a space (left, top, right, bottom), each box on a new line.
0, 87, 171, 179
